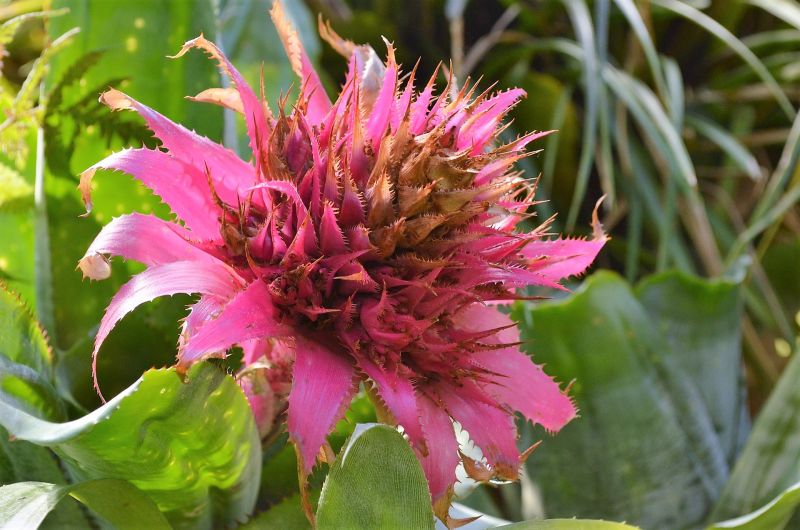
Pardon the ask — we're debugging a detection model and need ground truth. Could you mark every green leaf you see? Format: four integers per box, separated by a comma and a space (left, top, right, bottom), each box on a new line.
0, 362, 260, 530
38, 0, 318, 402
0, 283, 85, 528
762, 237, 800, 318
0, 283, 51, 382
240, 495, 310, 530
14, 27, 79, 118
515, 271, 745, 530
746, 0, 800, 32
0, 479, 171, 530
499, 519, 641, 529
738, 106, 800, 253
636, 270, 748, 461
562, 0, 599, 231
0, 282, 62, 421
686, 114, 762, 180
512, 73, 577, 220
650, 0, 794, 119
0, 441, 88, 530
214, 0, 320, 154
610, 0, 668, 103
0, 11, 65, 50
316, 423, 434, 530
709, 481, 800, 530
712, 346, 800, 524
603, 66, 696, 187
40, 0, 221, 399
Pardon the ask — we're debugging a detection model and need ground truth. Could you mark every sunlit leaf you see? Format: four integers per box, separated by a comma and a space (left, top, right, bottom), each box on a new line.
0, 362, 260, 530
0, 479, 170, 530
0, 283, 85, 528
0, 282, 61, 420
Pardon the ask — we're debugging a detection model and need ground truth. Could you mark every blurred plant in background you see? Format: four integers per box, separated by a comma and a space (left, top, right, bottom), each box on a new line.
1, 0, 799, 529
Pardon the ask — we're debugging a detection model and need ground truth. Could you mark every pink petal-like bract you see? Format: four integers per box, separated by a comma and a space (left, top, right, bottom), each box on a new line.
79, 1, 607, 518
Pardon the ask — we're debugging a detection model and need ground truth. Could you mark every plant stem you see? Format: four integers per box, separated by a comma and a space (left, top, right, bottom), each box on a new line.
34, 84, 56, 344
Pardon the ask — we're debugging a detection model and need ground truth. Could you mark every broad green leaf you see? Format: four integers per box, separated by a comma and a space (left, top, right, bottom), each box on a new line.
499, 519, 641, 529
515, 271, 745, 530
0, 479, 170, 530
0, 433, 62, 495
636, 270, 748, 461
709, 481, 800, 530
257, 391, 376, 508
0, 362, 260, 530
316, 423, 434, 530
712, 348, 800, 524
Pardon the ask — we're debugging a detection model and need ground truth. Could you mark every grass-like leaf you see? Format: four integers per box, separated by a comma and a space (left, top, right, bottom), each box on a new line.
651, 0, 794, 119
562, 0, 600, 231
746, 0, 800, 32
709, 481, 800, 530
712, 348, 800, 524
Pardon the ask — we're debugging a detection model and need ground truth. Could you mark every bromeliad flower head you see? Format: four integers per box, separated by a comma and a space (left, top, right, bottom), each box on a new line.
78, 2, 606, 521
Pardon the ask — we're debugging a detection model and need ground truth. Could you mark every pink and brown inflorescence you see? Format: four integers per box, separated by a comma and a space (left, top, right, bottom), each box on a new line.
78, 2, 605, 521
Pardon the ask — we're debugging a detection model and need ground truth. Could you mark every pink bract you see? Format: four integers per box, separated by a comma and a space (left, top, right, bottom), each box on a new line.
78, 2, 606, 520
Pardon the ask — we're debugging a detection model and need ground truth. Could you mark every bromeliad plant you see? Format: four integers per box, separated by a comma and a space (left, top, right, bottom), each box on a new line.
75, 1, 604, 522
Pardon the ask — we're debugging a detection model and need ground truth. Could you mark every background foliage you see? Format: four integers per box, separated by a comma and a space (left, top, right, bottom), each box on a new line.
1, 0, 799, 528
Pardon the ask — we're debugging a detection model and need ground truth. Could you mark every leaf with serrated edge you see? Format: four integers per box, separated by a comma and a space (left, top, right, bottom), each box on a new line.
0, 363, 260, 530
